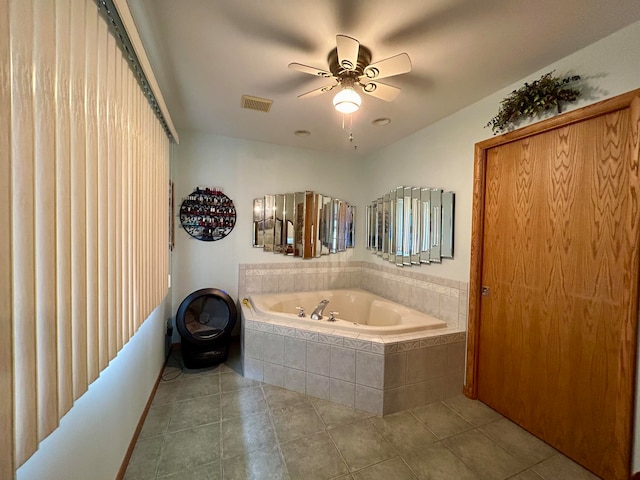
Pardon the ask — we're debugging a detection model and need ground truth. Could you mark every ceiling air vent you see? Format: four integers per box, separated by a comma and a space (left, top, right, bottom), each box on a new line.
241, 95, 273, 113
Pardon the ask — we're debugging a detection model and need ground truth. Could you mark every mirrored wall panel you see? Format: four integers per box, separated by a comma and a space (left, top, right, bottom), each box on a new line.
366, 186, 454, 266
253, 192, 355, 259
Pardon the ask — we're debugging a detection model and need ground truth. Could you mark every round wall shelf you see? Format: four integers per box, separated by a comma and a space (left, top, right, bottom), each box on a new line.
179, 187, 236, 241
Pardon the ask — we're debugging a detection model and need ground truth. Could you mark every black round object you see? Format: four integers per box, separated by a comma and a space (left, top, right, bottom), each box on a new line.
179, 187, 236, 242
176, 288, 237, 368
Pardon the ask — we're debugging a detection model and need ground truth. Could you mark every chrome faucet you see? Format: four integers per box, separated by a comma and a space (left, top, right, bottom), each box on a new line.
310, 299, 330, 320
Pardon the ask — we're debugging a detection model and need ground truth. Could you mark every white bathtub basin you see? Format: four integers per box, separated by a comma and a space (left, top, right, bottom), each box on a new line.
249, 289, 446, 335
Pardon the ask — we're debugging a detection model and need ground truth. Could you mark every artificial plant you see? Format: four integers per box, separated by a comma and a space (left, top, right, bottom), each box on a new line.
486, 71, 581, 134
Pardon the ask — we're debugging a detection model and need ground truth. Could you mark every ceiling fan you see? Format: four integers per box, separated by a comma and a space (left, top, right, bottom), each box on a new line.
288, 34, 412, 114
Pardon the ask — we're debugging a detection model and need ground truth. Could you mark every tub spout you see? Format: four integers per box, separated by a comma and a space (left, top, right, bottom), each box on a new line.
310, 299, 330, 320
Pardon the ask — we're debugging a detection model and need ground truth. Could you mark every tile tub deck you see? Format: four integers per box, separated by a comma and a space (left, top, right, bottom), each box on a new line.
241, 302, 466, 415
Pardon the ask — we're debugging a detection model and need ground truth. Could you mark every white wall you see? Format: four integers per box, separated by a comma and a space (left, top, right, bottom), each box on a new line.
16, 297, 170, 480
171, 20, 640, 472
170, 134, 364, 314
364, 20, 640, 283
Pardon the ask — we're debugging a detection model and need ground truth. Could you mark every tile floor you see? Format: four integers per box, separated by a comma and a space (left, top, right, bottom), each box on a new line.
124, 341, 600, 480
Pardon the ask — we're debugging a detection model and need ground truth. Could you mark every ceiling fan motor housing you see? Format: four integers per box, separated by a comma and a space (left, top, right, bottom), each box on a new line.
328, 44, 372, 78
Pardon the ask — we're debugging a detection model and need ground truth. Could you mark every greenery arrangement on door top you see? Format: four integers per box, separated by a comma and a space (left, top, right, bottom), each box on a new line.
486, 71, 582, 134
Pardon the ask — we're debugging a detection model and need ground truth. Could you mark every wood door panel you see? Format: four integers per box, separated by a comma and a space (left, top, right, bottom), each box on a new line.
477, 106, 636, 480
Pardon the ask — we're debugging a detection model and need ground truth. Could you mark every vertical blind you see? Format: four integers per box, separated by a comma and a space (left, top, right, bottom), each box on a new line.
1, 0, 171, 476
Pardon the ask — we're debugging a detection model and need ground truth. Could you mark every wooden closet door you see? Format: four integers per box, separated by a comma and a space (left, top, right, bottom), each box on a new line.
476, 102, 639, 479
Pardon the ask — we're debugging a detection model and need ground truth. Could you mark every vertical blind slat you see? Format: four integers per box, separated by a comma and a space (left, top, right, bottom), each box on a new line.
107, 30, 118, 360
121, 56, 129, 347
114, 49, 123, 353
97, 16, 109, 371
70, 0, 88, 399
11, 0, 38, 465
131, 73, 137, 334
55, 0, 74, 420
34, 0, 59, 442
84, 4, 99, 384
0, 0, 14, 475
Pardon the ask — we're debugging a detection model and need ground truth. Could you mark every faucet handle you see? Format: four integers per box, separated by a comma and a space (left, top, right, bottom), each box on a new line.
328, 311, 339, 322
296, 306, 305, 317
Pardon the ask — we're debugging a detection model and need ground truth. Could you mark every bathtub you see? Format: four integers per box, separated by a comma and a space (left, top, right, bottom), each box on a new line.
249, 289, 447, 335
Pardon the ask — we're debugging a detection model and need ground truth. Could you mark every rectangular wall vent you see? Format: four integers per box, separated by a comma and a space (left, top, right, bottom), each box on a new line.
241, 95, 273, 113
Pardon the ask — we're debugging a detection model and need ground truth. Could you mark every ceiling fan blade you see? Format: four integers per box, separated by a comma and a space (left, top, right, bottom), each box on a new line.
288, 63, 334, 78
298, 84, 337, 99
362, 53, 412, 80
360, 81, 401, 102
336, 34, 359, 71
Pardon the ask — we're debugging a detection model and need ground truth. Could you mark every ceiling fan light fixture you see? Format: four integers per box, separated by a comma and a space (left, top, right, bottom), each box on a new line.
333, 86, 362, 114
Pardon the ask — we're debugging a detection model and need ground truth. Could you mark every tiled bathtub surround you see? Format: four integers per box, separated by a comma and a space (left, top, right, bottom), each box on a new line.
360, 262, 468, 330
238, 262, 362, 297
238, 260, 468, 329
241, 304, 466, 415
239, 260, 467, 415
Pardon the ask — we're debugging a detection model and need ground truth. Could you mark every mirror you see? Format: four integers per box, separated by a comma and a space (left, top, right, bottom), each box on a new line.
382, 194, 390, 260
403, 186, 412, 266
420, 188, 431, 263
321, 195, 332, 255
346, 205, 355, 249
314, 193, 323, 258
330, 199, 343, 253
411, 187, 421, 265
285, 193, 295, 255
388, 193, 395, 264
376, 197, 384, 255
303, 192, 315, 259
441, 191, 455, 258
395, 187, 404, 266
430, 189, 442, 263
367, 186, 455, 267
337, 200, 347, 252
252, 198, 264, 248
263, 195, 275, 252
294, 192, 305, 257
253, 191, 355, 259
274, 194, 285, 253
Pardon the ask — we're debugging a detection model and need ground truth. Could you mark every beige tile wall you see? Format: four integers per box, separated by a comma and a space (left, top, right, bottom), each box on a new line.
239, 260, 468, 415
238, 260, 469, 329
242, 310, 466, 415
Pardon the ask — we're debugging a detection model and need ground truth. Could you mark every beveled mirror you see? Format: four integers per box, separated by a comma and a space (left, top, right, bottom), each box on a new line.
367, 186, 455, 267
395, 187, 404, 266
252, 198, 264, 248
429, 189, 442, 262
382, 194, 390, 260
253, 192, 355, 259
376, 197, 384, 255
441, 191, 454, 258
411, 187, 421, 265
420, 188, 431, 263
263, 194, 275, 252
274, 194, 285, 253
284, 193, 295, 255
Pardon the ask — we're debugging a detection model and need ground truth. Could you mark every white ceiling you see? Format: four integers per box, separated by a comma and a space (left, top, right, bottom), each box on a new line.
127, 0, 640, 155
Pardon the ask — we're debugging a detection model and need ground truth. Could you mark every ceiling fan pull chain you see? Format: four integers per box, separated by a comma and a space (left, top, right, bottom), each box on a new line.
341, 113, 354, 131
